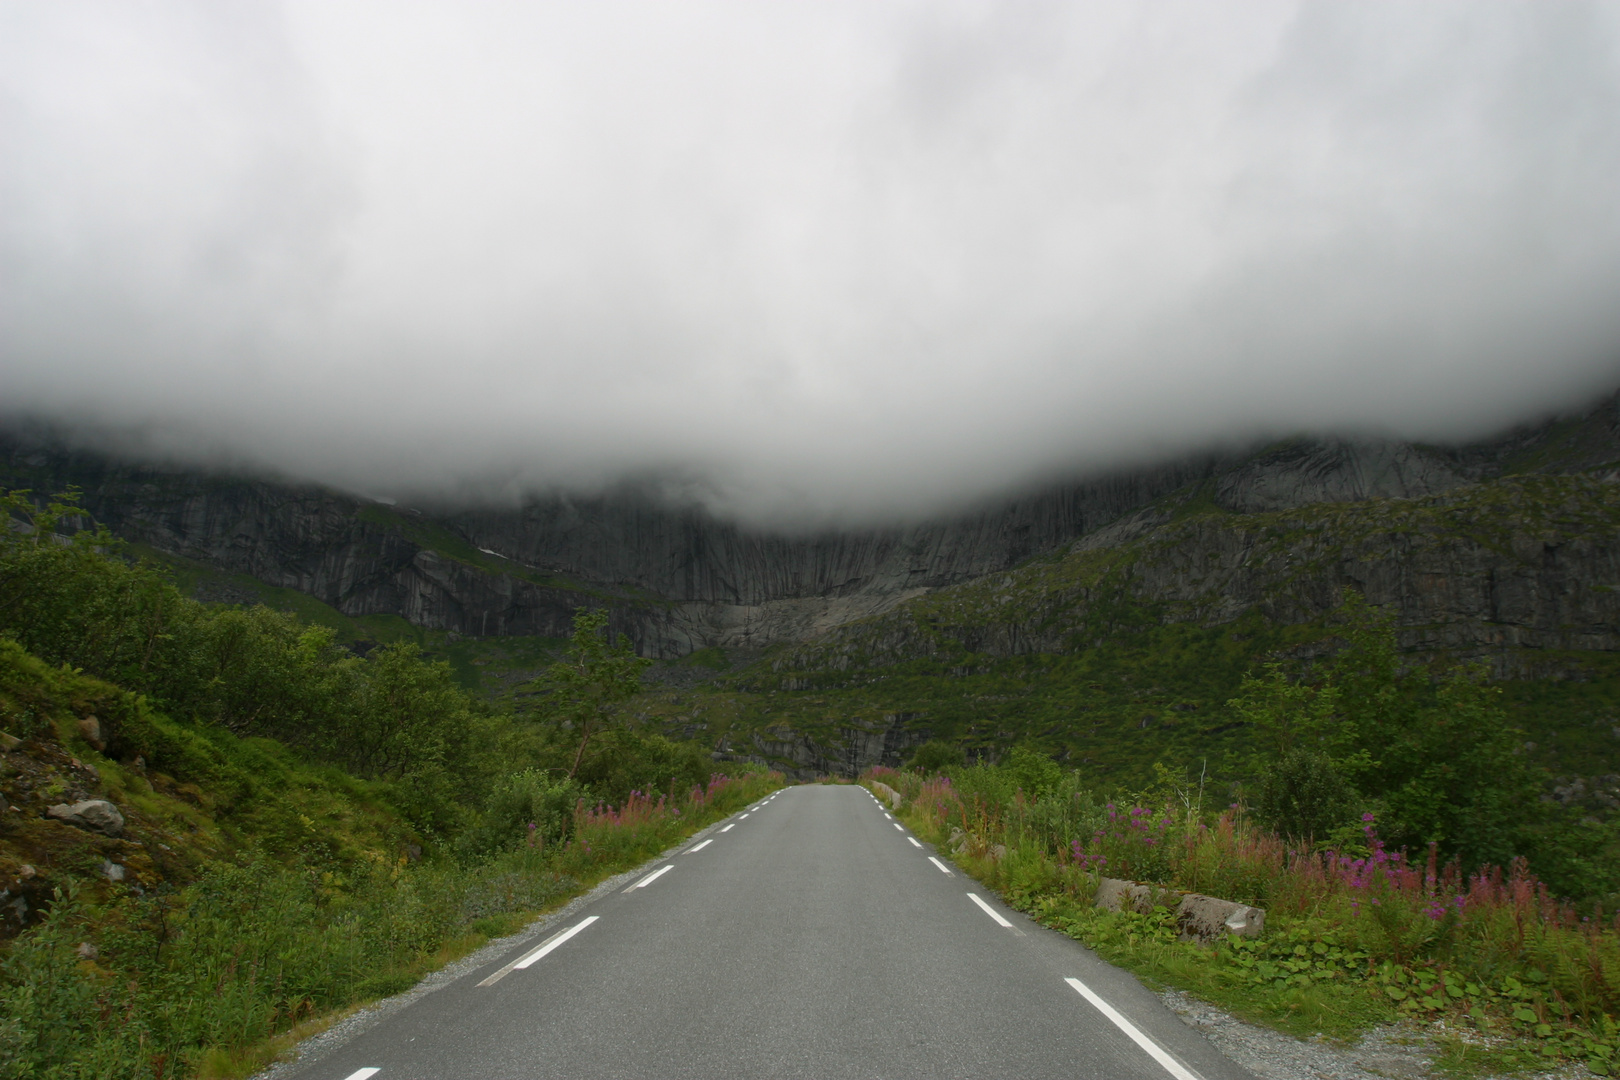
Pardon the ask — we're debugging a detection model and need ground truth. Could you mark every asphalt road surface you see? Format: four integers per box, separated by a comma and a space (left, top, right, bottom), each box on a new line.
286, 785, 1257, 1080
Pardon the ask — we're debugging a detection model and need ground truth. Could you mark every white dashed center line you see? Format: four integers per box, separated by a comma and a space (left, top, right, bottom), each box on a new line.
1065, 977, 1203, 1080
341, 1070, 380, 1080
893, 823, 904, 831
907, 837, 923, 848
738, 813, 749, 819
721, 823, 737, 832
623, 864, 673, 893
883, 813, 892, 819
478, 916, 601, 986
687, 839, 713, 853
928, 857, 953, 875
968, 892, 1013, 927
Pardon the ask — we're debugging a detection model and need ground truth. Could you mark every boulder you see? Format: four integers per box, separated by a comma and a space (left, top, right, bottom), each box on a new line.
1093, 877, 1178, 913
870, 781, 903, 811
1093, 877, 1134, 911
77, 716, 104, 750
1176, 893, 1265, 942
45, 799, 124, 837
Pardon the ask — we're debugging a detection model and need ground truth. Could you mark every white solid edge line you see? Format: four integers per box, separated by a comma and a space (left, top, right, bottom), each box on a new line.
633, 864, 674, 890
721, 823, 736, 832
907, 836, 923, 848
928, 856, 953, 875
1065, 977, 1203, 1080
687, 839, 713, 853
967, 892, 1013, 927
341, 1070, 381, 1080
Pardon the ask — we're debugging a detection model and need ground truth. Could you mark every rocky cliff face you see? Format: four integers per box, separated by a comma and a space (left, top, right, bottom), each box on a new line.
0, 437, 1226, 655
773, 469, 1620, 682
3, 390, 1617, 660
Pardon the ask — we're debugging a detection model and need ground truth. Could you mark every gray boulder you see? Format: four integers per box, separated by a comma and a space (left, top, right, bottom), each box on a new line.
1176, 893, 1265, 942
1092, 877, 1178, 913
45, 799, 124, 837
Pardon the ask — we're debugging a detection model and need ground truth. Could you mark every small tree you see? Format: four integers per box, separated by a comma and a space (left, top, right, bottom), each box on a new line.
545, 609, 651, 778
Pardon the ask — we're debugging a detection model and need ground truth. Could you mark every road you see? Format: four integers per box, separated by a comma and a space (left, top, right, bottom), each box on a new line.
284, 784, 1256, 1080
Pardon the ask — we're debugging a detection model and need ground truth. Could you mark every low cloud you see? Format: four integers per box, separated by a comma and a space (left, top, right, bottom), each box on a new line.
4, 1, 1619, 525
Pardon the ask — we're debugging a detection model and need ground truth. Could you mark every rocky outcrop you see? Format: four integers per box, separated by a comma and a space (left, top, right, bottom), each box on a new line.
776, 469, 1620, 679
1213, 439, 1473, 514
739, 714, 929, 779
45, 799, 124, 837
0, 432, 1225, 656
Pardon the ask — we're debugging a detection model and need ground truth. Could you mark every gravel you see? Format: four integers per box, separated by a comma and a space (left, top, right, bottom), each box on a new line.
1163, 988, 1588, 1080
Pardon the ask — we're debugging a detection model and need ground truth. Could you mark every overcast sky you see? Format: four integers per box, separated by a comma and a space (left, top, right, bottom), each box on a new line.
4, 1, 1620, 525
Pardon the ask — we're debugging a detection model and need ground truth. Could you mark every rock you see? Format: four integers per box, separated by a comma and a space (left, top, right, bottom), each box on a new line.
1176, 893, 1265, 942
100, 860, 125, 882
45, 799, 124, 837
18, 865, 35, 880
76, 942, 98, 960
77, 716, 104, 749
869, 780, 903, 811
1093, 878, 1178, 913
0, 731, 19, 751
1093, 877, 1134, 911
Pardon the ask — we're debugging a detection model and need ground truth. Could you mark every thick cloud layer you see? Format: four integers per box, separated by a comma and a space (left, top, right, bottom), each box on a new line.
4, 1, 1620, 524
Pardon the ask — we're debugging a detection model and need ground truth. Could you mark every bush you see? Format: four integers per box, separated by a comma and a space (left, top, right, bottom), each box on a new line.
1252, 747, 1359, 845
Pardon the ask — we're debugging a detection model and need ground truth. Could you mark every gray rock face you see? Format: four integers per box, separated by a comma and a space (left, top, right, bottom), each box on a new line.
45, 799, 124, 837
2, 389, 1615, 659
1214, 439, 1472, 514
741, 714, 928, 780
0, 435, 1223, 656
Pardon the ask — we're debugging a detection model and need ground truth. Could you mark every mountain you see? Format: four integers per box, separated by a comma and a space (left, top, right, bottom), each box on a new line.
3, 390, 1619, 779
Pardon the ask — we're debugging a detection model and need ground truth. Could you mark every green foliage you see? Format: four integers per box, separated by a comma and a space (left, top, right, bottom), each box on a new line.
542, 609, 652, 779
1224, 593, 1568, 880
1251, 748, 1359, 844
0, 488, 779, 1077
469, 768, 587, 855
573, 728, 713, 809
907, 739, 961, 774
881, 761, 1620, 1073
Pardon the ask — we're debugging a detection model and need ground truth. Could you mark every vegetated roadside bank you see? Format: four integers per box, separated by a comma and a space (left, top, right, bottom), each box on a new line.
859, 608, 1620, 1078
0, 489, 780, 1079
872, 765, 1620, 1078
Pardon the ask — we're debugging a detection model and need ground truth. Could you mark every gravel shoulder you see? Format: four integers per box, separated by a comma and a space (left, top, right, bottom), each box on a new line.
1164, 989, 1585, 1080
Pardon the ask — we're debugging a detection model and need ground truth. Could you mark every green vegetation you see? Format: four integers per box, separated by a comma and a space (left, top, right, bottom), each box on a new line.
854, 595, 1620, 1074
868, 752, 1620, 1076
0, 490, 779, 1078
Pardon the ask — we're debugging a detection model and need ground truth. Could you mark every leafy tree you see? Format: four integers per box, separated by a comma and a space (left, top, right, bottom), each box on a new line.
543, 609, 651, 778
1326, 593, 1540, 870
908, 739, 961, 774
1251, 747, 1359, 844
1230, 591, 1545, 870
1002, 745, 1066, 800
